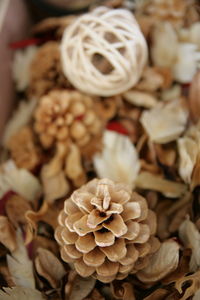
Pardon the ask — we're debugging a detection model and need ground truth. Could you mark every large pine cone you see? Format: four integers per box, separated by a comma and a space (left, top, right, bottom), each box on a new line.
34, 90, 102, 149
55, 178, 160, 283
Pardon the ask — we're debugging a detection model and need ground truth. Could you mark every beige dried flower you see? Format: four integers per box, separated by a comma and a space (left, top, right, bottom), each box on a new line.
55, 178, 160, 283
34, 90, 102, 149
7, 126, 42, 171
140, 99, 188, 144
29, 42, 71, 97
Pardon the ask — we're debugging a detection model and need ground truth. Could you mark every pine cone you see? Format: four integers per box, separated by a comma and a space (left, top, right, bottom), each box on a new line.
34, 90, 102, 149
7, 126, 42, 171
55, 178, 160, 283
29, 42, 71, 97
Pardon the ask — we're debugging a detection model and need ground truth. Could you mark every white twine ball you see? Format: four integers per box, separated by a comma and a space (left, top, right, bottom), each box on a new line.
60, 7, 148, 96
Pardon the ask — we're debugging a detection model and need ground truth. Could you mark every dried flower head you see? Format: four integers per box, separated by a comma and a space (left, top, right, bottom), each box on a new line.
7, 126, 42, 171
55, 178, 159, 283
34, 90, 102, 149
29, 42, 71, 97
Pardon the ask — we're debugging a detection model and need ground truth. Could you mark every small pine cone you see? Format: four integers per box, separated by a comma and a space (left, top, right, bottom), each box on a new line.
7, 126, 42, 171
34, 90, 102, 149
55, 178, 160, 283
29, 42, 71, 97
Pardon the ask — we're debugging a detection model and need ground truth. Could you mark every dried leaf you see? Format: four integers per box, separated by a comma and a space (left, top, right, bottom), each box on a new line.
93, 130, 140, 187
0, 286, 45, 300
123, 90, 157, 108
144, 288, 169, 300
189, 71, 200, 123
135, 171, 187, 198
65, 143, 87, 187
2, 99, 37, 146
0, 160, 42, 202
193, 289, 200, 300
35, 248, 65, 288
175, 270, 200, 300
111, 282, 136, 300
137, 239, 180, 283
66, 274, 96, 300
7, 229, 35, 288
140, 99, 188, 144
12, 46, 38, 91
0, 216, 16, 252
179, 219, 200, 272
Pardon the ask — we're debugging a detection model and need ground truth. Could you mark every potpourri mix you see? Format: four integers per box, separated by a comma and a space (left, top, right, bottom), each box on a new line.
0, 0, 200, 299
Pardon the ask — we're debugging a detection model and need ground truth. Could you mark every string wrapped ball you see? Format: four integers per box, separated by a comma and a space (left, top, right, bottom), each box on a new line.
60, 7, 148, 97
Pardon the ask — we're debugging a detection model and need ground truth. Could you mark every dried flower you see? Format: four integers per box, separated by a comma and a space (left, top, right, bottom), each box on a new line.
0, 160, 42, 202
12, 46, 37, 92
6, 126, 42, 171
34, 90, 102, 149
93, 131, 140, 188
137, 239, 180, 283
140, 99, 188, 144
55, 178, 159, 283
29, 42, 71, 97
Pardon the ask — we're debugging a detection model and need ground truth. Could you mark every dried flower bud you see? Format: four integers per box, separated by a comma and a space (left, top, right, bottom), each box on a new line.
34, 90, 102, 149
55, 178, 159, 283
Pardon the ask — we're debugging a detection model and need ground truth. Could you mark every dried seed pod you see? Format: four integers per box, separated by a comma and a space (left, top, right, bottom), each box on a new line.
55, 178, 159, 283
34, 90, 102, 150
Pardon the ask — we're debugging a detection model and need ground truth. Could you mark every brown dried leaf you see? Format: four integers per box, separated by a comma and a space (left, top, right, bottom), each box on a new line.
175, 270, 200, 300
135, 171, 187, 198
84, 289, 105, 300
5, 194, 32, 228
0, 286, 45, 300
0, 216, 16, 252
154, 144, 176, 167
35, 248, 65, 288
144, 288, 170, 300
65, 273, 96, 300
137, 240, 180, 283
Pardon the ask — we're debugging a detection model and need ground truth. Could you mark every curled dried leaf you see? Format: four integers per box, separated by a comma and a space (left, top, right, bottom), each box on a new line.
135, 171, 187, 198
93, 130, 140, 187
35, 248, 65, 288
65, 143, 87, 187
137, 239, 179, 283
179, 219, 200, 272
0, 160, 42, 202
0, 216, 16, 252
111, 282, 136, 300
0, 286, 45, 300
2, 99, 37, 147
140, 99, 188, 144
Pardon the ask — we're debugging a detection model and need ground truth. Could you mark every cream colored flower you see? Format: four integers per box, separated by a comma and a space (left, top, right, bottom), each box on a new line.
93, 130, 140, 187
140, 99, 188, 144
178, 122, 200, 184
12, 46, 38, 92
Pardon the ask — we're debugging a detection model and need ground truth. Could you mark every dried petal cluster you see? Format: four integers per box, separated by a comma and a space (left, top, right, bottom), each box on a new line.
55, 178, 159, 283
34, 90, 102, 149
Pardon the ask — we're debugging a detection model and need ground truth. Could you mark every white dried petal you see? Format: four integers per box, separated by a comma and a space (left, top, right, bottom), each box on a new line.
2, 98, 37, 146
0, 160, 42, 202
140, 99, 188, 144
7, 229, 35, 288
12, 46, 38, 91
0, 287, 44, 300
123, 90, 157, 108
161, 84, 181, 102
178, 123, 200, 184
137, 239, 179, 283
151, 22, 178, 68
179, 219, 200, 272
179, 22, 200, 51
173, 43, 200, 83
93, 130, 140, 187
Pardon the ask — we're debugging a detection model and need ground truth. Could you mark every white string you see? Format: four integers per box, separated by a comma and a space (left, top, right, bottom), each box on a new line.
61, 6, 147, 97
